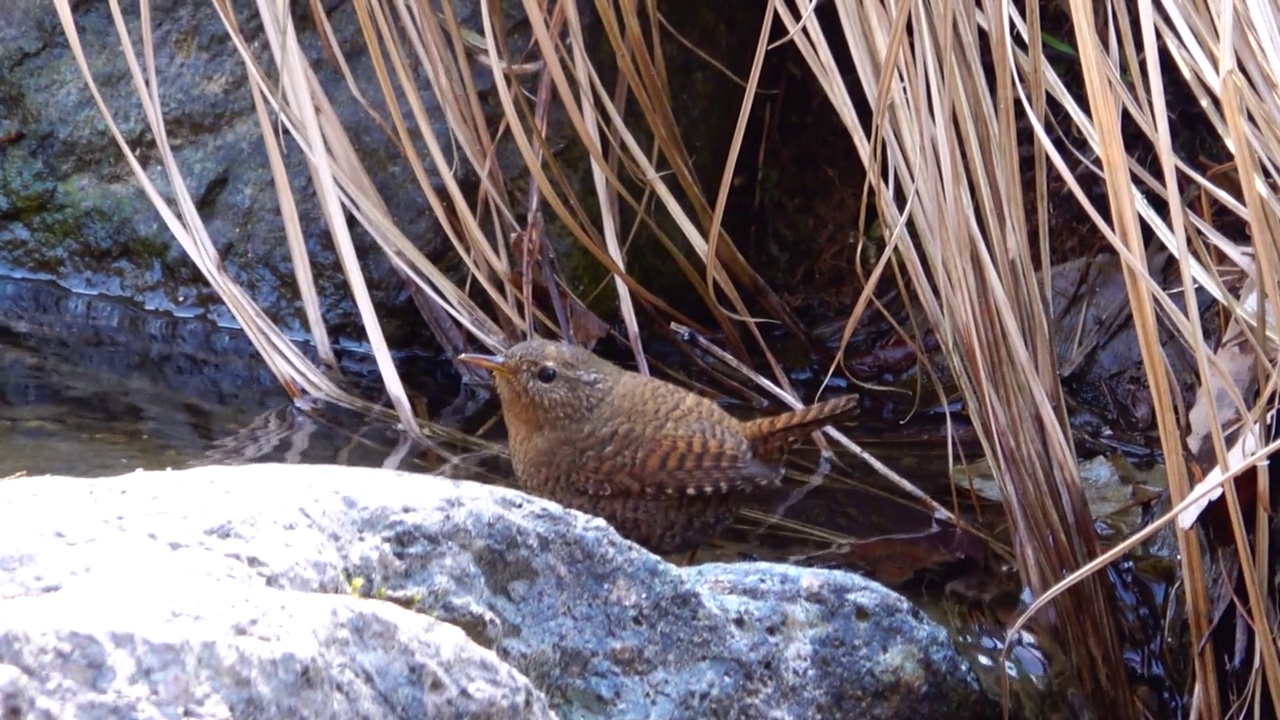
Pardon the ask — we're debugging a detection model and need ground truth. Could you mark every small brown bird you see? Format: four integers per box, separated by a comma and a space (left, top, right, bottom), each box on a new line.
458, 338, 858, 553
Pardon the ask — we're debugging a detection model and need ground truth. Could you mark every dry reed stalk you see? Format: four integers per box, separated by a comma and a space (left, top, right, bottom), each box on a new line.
768, 0, 1139, 712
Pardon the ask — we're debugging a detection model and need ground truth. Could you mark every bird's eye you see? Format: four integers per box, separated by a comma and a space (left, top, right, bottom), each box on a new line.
536, 365, 558, 384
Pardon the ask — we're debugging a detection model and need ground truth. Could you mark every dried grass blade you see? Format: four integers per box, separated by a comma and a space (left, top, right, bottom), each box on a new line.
1066, 0, 1212, 710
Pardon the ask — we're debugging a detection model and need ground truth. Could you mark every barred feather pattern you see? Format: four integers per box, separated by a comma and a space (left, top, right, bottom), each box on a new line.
482, 339, 858, 552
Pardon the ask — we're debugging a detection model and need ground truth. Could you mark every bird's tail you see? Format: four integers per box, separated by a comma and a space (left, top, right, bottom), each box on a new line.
741, 393, 860, 461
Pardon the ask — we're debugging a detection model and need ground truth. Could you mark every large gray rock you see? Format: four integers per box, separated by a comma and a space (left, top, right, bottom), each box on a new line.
0, 465, 992, 719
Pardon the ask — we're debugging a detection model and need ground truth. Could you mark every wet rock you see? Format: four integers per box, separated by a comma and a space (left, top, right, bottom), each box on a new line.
0, 0, 531, 344
0, 465, 992, 720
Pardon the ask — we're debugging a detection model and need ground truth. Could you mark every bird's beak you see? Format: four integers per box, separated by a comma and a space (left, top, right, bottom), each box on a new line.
457, 352, 509, 376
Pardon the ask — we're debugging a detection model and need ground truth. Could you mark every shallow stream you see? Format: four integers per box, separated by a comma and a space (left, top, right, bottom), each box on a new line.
4, 277, 1181, 717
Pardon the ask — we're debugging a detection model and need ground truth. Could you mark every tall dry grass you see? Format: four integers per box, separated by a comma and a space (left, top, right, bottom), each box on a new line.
52, 0, 1279, 715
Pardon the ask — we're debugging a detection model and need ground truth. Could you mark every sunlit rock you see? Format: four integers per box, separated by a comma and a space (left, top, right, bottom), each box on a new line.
0, 465, 990, 719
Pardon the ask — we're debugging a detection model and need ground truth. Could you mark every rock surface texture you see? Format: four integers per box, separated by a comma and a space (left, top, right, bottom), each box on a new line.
0, 0, 533, 341
0, 465, 993, 719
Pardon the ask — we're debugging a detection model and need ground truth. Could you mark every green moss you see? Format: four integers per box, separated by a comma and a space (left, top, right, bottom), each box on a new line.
0, 146, 185, 294
1, 149, 58, 217
347, 575, 365, 597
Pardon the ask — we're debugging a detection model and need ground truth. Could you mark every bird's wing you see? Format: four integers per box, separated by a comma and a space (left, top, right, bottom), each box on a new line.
573, 417, 782, 497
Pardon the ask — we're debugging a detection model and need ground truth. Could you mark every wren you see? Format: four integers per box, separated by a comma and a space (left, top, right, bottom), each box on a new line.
458, 339, 858, 554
